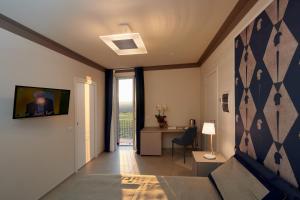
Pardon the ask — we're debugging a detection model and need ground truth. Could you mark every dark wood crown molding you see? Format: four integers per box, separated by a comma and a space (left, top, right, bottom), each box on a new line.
197, 0, 258, 66
114, 69, 134, 73
143, 63, 199, 71
0, 13, 106, 72
115, 63, 199, 73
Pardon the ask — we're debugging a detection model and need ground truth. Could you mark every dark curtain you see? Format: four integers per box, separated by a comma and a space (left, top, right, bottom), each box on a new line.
135, 67, 145, 154
104, 69, 113, 152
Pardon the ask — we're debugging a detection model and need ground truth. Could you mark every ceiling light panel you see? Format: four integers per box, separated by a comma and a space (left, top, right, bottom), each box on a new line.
112, 39, 137, 50
100, 33, 147, 55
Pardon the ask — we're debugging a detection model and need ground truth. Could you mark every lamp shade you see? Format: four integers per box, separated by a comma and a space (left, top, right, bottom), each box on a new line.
202, 122, 215, 135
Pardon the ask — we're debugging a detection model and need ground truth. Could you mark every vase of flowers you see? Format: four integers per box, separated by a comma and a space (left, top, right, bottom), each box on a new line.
155, 104, 168, 128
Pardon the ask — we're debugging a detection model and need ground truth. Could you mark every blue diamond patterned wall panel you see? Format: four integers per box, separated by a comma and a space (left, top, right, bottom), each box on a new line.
235, 0, 300, 189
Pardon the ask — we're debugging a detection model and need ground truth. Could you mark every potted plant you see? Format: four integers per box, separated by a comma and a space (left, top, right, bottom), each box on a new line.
155, 104, 168, 128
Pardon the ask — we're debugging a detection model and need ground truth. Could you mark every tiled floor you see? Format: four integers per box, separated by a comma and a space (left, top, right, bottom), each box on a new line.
80, 146, 194, 176
42, 146, 194, 199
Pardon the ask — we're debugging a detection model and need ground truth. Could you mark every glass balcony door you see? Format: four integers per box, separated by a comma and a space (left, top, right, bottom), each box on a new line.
117, 77, 135, 146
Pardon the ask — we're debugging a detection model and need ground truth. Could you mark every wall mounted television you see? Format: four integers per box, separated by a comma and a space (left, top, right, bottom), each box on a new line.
13, 86, 71, 119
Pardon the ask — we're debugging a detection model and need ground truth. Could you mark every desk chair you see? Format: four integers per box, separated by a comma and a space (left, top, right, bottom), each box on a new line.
172, 127, 197, 163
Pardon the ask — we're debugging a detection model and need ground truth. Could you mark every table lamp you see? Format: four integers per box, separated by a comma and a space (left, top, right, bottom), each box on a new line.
202, 122, 216, 160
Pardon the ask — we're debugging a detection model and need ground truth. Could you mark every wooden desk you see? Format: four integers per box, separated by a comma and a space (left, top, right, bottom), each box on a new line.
140, 127, 185, 156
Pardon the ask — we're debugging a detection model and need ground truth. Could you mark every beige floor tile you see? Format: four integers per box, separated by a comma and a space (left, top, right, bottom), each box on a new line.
42, 146, 194, 199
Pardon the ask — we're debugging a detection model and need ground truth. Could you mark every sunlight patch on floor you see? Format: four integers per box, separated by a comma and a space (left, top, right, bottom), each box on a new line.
119, 147, 140, 175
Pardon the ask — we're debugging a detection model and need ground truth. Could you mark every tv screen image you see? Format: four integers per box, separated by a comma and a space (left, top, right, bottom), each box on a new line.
13, 86, 71, 119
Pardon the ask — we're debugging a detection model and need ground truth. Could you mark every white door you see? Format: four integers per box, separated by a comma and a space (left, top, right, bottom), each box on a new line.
75, 81, 96, 170
204, 70, 218, 151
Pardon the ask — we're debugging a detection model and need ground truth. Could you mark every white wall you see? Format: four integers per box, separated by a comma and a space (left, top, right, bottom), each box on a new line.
0, 29, 105, 200
200, 0, 273, 159
144, 68, 201, 148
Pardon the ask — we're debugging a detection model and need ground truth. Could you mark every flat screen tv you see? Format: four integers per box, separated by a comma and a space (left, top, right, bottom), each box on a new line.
13, 85, 71, 119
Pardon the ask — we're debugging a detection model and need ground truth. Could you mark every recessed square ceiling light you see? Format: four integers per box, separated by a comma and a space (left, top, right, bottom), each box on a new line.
99, 33, 147, 55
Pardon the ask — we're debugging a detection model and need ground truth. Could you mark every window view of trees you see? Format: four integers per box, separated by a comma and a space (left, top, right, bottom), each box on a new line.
118, 78, 134, 146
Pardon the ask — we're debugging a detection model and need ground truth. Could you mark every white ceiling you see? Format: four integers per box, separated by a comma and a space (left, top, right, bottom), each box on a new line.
0, 0, 238, 69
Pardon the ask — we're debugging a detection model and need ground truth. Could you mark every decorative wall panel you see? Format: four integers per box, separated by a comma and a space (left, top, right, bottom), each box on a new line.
235, 0, 300, 188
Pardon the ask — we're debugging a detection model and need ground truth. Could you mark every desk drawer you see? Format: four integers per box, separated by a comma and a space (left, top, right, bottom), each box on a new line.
140, 131, 162, 155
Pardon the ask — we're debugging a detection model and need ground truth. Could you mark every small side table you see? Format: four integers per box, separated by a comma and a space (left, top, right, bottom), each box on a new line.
192, 151, 226, 177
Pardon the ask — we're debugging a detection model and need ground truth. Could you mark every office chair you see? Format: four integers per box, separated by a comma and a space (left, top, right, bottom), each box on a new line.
172, 127, 197, 163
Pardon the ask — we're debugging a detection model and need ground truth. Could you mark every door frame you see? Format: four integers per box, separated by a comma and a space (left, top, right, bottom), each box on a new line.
115, 72, 136, 148
203, 68, 219, 152
74, 77, 98, 172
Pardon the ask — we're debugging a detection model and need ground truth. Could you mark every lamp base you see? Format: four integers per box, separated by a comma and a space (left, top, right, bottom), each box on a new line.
203, 153, 216, 160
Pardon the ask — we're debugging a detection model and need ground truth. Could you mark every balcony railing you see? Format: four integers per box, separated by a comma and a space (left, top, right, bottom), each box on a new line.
119, 112, 134, 145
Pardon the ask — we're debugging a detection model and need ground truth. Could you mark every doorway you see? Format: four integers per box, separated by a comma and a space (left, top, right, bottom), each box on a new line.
203, 70, 218, 152
75, 78, 97, 170
117, 77, 135, 146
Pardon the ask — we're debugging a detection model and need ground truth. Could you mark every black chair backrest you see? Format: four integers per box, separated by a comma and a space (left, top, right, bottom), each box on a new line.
180, 127, 197, 145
